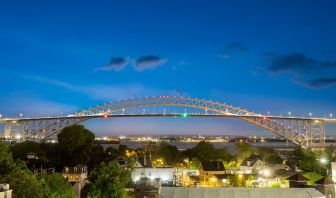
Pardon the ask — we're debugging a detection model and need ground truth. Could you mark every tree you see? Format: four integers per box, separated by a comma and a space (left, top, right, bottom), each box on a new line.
57, 125, 95, 167
0, 143, 43, 198
81, 161, 131, 198
157, 143, 181, 166
214, 148, 233, 162
256, 147, 282, 165
186, 141, 216, 161
188, 157, 201, 169
38, 173, 76, 198
235, 143, 253, 161
288, 147, 326, 175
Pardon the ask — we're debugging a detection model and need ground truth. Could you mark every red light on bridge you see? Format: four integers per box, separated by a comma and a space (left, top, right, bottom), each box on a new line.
103, 114, 108, 119
262, 116, 271, 121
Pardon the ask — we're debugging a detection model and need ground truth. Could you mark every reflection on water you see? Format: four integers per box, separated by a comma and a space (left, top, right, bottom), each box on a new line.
100, 141, 298, 154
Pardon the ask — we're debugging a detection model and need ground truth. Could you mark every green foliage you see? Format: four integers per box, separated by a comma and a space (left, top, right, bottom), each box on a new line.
288, 147, 327, 175
57, 124, 95, 166
10, 142, 55, 169
256, 147, 283, 165
38, 173, 76, 198
82, 161, 131, 198
228, 175, 245, 187
188, 157, 201, 169
183, 141, 233, 162
0, 143, 43, 198
304, 172, 323, 186
0, 143, 16, 174
158, 143, 181, 166
235, 143, 253, 161
1, 169, 43, 198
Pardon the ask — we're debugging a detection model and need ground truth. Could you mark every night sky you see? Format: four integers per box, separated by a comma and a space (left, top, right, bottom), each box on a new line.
1, 0, 336, 136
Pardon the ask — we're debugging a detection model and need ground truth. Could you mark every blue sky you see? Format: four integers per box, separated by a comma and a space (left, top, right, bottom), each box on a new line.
1, 0, 336, 136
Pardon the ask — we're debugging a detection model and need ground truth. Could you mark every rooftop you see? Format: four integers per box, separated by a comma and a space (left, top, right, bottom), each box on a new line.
201, 161, 225, 172
160, 187, 325, 198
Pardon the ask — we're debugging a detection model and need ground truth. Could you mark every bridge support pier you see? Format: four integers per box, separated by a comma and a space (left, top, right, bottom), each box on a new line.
305, 120, 326, 149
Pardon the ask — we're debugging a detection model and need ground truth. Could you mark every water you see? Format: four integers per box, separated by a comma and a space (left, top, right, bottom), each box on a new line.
100, 141, 297, 154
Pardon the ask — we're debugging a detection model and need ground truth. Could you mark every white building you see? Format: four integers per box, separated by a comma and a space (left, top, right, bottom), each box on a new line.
331, 162, 336, 183
132, 167, 175, 183
0, 184, 12, 198
132, 155, 175, 185
160, 187, 325, 198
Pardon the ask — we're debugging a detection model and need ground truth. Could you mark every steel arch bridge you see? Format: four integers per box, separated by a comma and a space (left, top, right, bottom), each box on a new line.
0, 96, 334, 148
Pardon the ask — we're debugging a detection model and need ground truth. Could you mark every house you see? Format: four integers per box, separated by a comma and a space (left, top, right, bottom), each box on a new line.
26, 152, 38, 160
132, 153, 175, 186
0, 184, 12, 198
199, 161, 227, 187
315, 176, 335, 198
240, 156, 265, 174
286, 173, 309, 188
62, 165, 88, 196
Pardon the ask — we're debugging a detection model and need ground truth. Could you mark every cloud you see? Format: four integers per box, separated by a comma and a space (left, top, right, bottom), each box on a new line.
24, 75, 184, 101
266, 52, 336, 75
219, 42, 249, 58
293, 78, 336, 89
134, 55, 167, 71
262, 52, 336, 89
95, 57, 129, 71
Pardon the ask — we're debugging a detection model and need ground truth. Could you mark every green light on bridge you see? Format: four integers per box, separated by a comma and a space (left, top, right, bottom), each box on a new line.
181, 113, 188, 118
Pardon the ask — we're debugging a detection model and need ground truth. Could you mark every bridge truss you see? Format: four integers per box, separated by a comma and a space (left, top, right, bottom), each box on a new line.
0, 96, 329, 149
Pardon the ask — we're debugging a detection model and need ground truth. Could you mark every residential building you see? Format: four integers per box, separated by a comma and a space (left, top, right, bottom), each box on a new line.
315, 177, 335, 198
240, 156, 265, 174
0, 184, 12, 198
62, 165, 88, 196
286, 173, 309, 188
132, 154, 175, 186
199, 161, 227, 187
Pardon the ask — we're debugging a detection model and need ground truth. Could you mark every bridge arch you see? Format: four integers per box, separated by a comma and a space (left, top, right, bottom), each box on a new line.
1, 96, 325, 148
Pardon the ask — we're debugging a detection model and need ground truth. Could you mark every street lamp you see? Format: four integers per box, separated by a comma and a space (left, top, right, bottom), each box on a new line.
330, 113, 333, 118
320, 157, 328, 164
309, 112, 312, 118
263, 169, 271, 178
288, 112, 291, 117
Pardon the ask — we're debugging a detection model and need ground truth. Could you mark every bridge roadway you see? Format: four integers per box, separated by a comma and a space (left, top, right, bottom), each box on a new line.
1, 113, 336, 123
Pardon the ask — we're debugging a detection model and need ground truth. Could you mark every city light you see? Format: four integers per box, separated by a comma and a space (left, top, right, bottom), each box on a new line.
320, 157, 328, 164
262, 169, 271, 177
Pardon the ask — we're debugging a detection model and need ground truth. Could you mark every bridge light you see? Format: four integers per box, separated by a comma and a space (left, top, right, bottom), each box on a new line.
181, 113, 188, 118
103, 114, 108, 119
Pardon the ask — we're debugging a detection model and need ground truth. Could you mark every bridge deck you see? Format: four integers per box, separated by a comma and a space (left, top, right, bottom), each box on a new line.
1, 113, 336, 123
